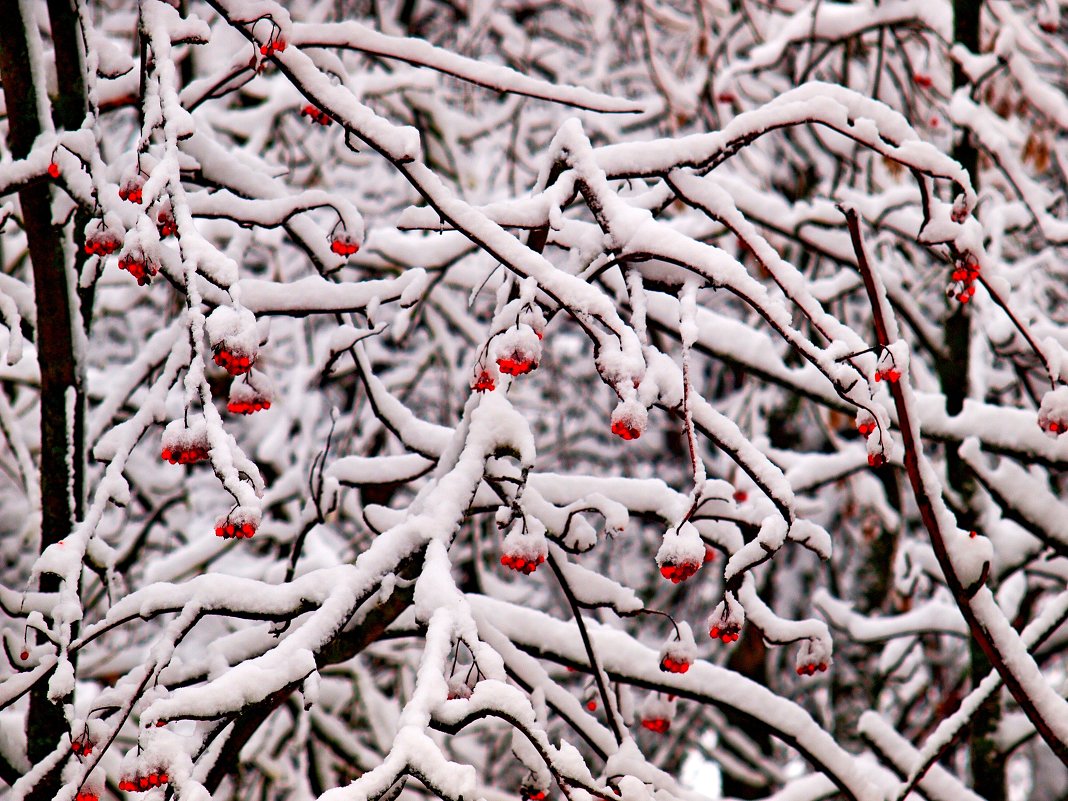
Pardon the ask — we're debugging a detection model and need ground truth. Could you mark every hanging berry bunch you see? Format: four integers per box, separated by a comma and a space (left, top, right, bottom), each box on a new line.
493, 325, 541, 376
471, 366, 496, 393
227, 378, 272, 414
795, 636, 831, 677
301, 104, 332, 126
83, 221, 122, 257
161, 418, 210, 465
214, 508, 259, 539
656, 522, 704, 584
206, 306, 261, 377
118, 245, 158, 286
329, 231, 360, 256
707, 593, 744, 644
947, 253, 980, 304
118, 770, 169, 793
639, 693, 675, 734
118, 174, 145, 205
855, 410, 877, 437
499, 526, 548, 575
658, 621, 696, 674
610, 397, 647, 441
156, 200, 176, 238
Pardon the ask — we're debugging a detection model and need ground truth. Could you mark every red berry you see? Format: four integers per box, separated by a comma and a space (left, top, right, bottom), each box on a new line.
641, 718, 670, 734
868, 452, 886, 468
610, 418, 641, 440
586, 699, 597, 711
472, 371, 495, 393
274, 39, 286, 52
913, 74, 933, 88
857, 420, 876, 436
716, 92, 736, 104
19, 650, 28, 660
47, 162, 60, 178
732, 489, 747, 503
659, 656, 690, 674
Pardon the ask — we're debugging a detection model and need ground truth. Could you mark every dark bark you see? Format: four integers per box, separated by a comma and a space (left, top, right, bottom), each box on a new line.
0, 2, 86, 797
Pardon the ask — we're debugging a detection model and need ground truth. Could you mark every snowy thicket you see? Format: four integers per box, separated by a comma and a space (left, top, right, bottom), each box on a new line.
1, 1, 1067, 801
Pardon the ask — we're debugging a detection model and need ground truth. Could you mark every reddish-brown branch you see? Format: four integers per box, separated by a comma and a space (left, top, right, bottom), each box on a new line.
844, 206, 1068, 766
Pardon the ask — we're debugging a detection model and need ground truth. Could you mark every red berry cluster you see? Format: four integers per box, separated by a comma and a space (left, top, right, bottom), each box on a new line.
75, 792, 99, 801
119, 772, 169, 792
641, 717, 670, 734
796, 662, 828, 676
659, 559, 700, 584
611, 418, 641, 440
301, 104, 332, 126
215, 519, 256, 539
500, 552, 544, 574
732, 489, 747, 503
47, 162, 61, 179
856, 417, 876, 437
472, 371, 495, 393
659, 655, 690, 674
948, 257, 980, 304
227, 396, 270, 414
161, 444, 209, 465
497, 353, 537, 376
867, 452, 886, 468
913, 73, 933, 88
119, 177, 144, 205
520, 789, 547, 801
214, 348, 254, 375
71, 737, 94, 757
330, 236, 360, 256
118, 254, 157, 286
708, 624, 740, 644
874, 367, 901, 383
157, 208, 176, 238
84, 231, 121, 257
260, 38, 286, 56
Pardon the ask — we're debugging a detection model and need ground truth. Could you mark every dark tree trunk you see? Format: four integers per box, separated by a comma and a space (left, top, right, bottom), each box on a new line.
0, 2, 86, 797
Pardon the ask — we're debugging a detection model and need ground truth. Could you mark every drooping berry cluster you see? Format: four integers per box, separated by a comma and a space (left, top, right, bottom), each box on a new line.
260, 38, 286, 56
47, 162, 61, 179
215, 518, 256, 539
75, 791, 99, 801
330, 235, 360, 256
119, 176, 145, 205
118, 253, 158, 286
162, 443, 209, 465
301, 104, 332, 126
493, 325, 541, 376
520, 787, 547, 801
118, 772, 169, 792
610, 398, 647, 441
161, 423, 210, 465
659, 559, 700, 584
641, 717, 670, 734
856, 412, 877, 437
227, 379, 271, 414
71, 735, 94, 757
472, 370, 495, 393
708, 624, 740, 643
796, 662, 828, 676
500, 552, 545, 574
156, 205, 176, 238
213, 347, 255, 375
84, 229, 121, 257
947, 256, 980, 304
874, 367, 901, 383
227, 396, 270, 414
659, 655, 690, 674
867, 452, 886, 468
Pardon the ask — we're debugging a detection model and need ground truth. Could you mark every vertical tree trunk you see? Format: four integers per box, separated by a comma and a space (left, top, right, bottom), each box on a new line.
0, 2, 86, 797
948, 1, 1005, 797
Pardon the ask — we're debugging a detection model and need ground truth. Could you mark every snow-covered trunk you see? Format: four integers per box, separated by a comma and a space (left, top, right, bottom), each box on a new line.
0, 3, 86, 797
